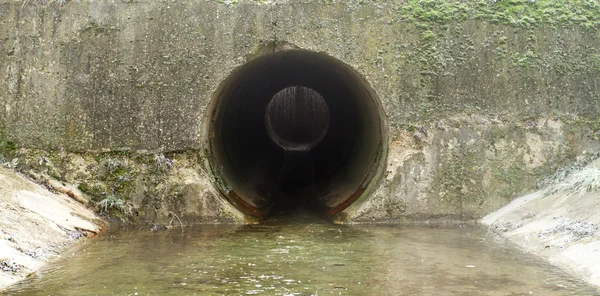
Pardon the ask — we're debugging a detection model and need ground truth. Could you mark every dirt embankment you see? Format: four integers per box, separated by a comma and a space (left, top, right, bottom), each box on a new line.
482, 157, 600, 287
0, 167, 105, 292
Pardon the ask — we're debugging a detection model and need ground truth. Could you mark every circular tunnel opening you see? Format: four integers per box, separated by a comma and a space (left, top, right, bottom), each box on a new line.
205, 49, 387, 220
265, 86, 330, 152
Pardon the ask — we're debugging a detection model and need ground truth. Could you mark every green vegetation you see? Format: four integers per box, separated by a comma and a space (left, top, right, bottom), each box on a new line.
98, 194, 134, 222
15, 149, 193, 223
1, 158, 19, 169
374, 0, 600, 120
511, 50, 538, 68
216, 0, 274, 6
78, 182, 108, 198
0, 140, 19, 169
494, 163, 525, 186
81, 22, 115, 36
550, 167, 600, 196
400, 0, 470, 25
0, 140, 16, 160
561, 115, 600, 141
153, 153, 173, 173
538, 153, 600, 195
545, 166, 600, 196
474, 0, 600, 29
373, 0, 600, 29
74, 155, 138, 220
0, 140, 16, 154
215, 0, 600, 29
23, 0, 67, 6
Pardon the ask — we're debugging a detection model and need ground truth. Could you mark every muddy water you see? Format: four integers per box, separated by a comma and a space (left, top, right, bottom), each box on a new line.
7, 219, 600, 295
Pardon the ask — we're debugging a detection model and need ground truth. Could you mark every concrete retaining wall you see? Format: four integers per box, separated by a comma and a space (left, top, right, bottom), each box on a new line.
1, 0, 599, 222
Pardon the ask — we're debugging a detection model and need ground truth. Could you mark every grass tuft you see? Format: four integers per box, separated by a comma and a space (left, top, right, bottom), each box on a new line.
546, 167, 600, 197
1, 157, 19, 169
153, 154, 173, 172
97, 194, 133, 221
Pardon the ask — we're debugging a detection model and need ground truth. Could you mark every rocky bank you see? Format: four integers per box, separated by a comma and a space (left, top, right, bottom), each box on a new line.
0, 167, 105, 292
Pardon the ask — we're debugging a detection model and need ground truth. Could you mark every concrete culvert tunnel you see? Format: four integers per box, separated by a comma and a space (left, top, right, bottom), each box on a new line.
205, 50, 387, 221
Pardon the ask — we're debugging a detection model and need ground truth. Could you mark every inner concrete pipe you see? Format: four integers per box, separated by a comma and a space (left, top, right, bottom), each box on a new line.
204, 50, 387, 221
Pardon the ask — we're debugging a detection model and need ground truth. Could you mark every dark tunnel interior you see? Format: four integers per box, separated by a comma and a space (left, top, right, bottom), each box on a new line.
206, 50, 385, 219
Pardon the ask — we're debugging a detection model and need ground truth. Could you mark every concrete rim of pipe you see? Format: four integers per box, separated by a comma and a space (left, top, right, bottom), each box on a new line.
202, 48, 388, 222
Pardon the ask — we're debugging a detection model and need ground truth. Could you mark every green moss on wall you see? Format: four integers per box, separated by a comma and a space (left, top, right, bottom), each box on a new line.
401, 0, 470, 26
471, 0, 600, 29
0, 140, 16, 156
215, 0, 600, 30
562, 115, 600, 141
341, 0, 600, 29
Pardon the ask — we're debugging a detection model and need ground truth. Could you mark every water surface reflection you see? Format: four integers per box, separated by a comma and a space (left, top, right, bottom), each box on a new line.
8, 219, 600, 295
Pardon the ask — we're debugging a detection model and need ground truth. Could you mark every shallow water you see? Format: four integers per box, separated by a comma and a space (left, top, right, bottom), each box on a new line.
7, 218, 600, 296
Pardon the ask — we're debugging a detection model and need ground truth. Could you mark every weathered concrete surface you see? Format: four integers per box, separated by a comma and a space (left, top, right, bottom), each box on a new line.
482, 158, 600, 287
1, 1, 599, 151
0, 1, 599, 222
347, 115, 600, 222
0, 166, 105, 291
